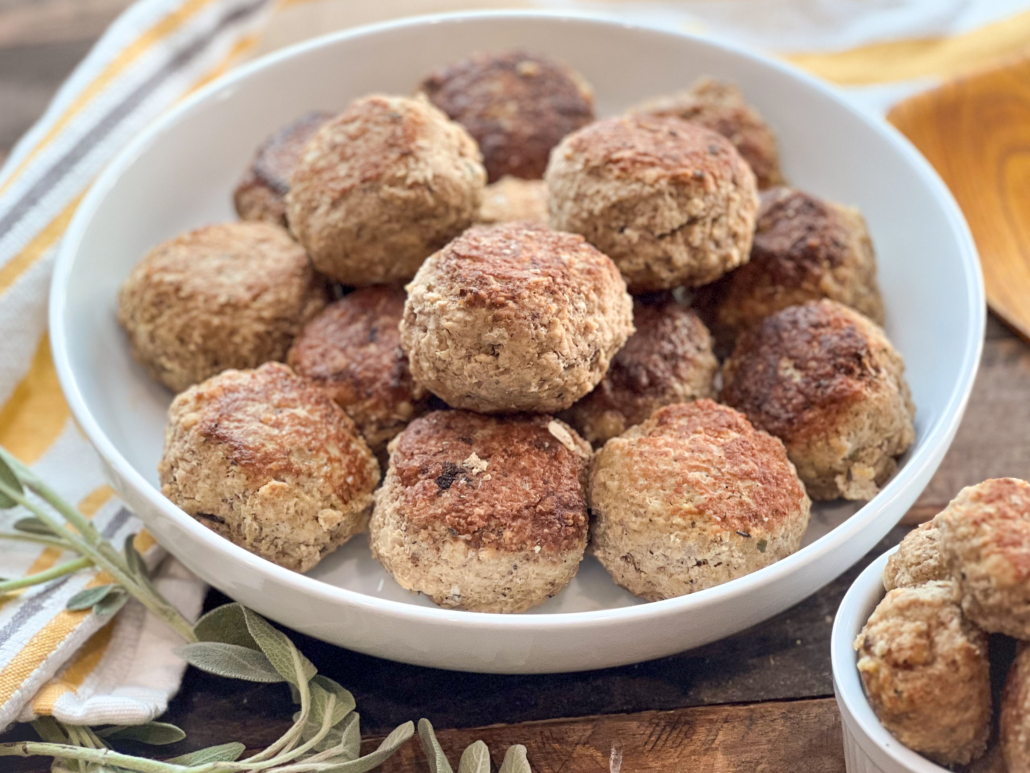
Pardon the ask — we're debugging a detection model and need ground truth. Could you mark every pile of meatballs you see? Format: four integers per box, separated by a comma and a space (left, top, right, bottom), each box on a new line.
117, 50, 916, 614
856, 478, 1030, 771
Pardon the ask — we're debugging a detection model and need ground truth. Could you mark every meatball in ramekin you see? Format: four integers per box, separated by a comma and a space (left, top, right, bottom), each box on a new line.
883, 518, 946, 592
287, 286, 429, 456
695, 186, 884, 349
722, 300, 914, 501
233, 111, 333, 227
855, 581, 991, 767
938, 478, 1030, 638
546, 115, 759, 292
118, 221, 327, 393
631, 77, 783, 189
286, 95, 486, 286
159, 363, 379, 573
560, 294, 717, 446
477, 176, 549, 224
370, 411, 591, 613
588, 400, 810, 601
418, 50, 594, 182
401, 222, 634, 413
1002, 643, 1030, 773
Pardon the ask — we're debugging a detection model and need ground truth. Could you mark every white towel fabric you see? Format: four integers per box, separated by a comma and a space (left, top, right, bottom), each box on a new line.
0, 0, 1027, 733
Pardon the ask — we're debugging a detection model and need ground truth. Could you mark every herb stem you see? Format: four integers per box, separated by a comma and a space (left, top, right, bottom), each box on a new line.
0, 557, 93, 594
0, 530, 73, 549
0, 741, 187, 773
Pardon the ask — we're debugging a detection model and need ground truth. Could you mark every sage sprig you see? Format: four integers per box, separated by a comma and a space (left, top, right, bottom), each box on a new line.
417, 719, 531, 773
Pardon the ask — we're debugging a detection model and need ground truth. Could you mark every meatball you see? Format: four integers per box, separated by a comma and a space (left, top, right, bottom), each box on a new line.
722, 300, 915, 501
547, 115, 759, 292
286, 95, 486, 286
233, 111, 333, 227
938, 478, 1030, 638
588, 400, 810, 601
159, 363, 379, 572
477, 176, 549, 224
854, 581, 991, 766
560, 294, 717, 446
631, 77, 784, 189
883, 518, 946, 591
1002, 644, 1030, 773
287, 286, 429, 456
694, 186, 884, 349
401, 222, 634, 413
118, 222, 327, 393
418, 50, 594, 182
370, 411, 591, 613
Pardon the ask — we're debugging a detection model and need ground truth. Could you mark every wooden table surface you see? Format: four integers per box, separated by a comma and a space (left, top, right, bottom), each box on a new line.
2, 2, 1029, 771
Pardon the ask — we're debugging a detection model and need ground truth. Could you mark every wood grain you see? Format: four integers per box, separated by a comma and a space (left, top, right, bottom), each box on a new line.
888, 56, 1030, 344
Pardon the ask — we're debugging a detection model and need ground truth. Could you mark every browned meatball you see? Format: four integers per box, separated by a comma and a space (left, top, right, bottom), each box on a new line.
418, 50, 594, 181
722, 300, 914, 501
547, 115, 759, 292
589, 400, 810, 601
1003, 643, 1030, 773
883, 518, 946, 592
370, 410, 592, 612
233, 111, 333, 227
560, 294, 718, 445
477, 177, 549, 224
288, 287, 430, 457
159, 363, 379, 572
694, 186, 884, 350
631, 77, 783, 189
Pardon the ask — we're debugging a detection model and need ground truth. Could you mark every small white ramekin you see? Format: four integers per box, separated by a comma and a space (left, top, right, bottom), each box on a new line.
831, 549, 951, 773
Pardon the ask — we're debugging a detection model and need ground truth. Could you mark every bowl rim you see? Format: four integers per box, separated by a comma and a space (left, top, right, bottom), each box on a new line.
49, 9, 986, 631
832, 549, 952, 773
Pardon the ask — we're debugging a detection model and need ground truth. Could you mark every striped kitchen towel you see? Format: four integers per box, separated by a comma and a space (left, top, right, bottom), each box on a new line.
1, 0, 1028, 733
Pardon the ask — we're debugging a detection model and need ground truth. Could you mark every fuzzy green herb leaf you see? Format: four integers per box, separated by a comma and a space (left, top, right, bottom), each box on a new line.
0, 452, 23, 509
166, 741, 246, 766
175, 642, 285, 683
192, 602, 259, 649
418, 718, 454, 773
458, 741, 491, 773
322, 721, 414, 773
498, 744, 531, 773
31, 717, 68, 744
96, 722, 186, 746
66, 584, 118, 611
338, 712, 362, 759
13, 517, 52, 535
243, 607, 316, 687
123, 534, 150, 580
94, 587, 130, 616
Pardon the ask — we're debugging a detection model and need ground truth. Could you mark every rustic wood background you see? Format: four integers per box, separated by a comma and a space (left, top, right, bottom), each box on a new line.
1, 1, 1027, 771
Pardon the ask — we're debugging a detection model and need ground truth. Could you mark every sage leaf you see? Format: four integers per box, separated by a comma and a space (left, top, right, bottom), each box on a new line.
322, 721, 414, 773
498, 745, 531, 773
123, 534, 150, 580
175, 642, 285, 683
96, 722, 186, 745
339, 711, 361, 760
66, 584, 117, 611
243, 607, 316, 687
93, 587, 129, 616
193, 602, 259, 649
458, 741, 491, 773
313, 675, 357, 725
13, 517, 52, 535
31, 716, 68, 744
166, 742, 246, 766
418, 718, 454, 773
0, 451, 23, 509
301, 682, 338, 743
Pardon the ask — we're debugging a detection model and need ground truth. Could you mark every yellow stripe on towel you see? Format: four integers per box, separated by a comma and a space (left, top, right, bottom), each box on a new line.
30, 623, 115, 715
0, 335, 70, 465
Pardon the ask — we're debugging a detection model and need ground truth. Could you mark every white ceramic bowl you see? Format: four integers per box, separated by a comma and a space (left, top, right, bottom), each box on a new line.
833, 550, 947, 773
50, 11, 984, 674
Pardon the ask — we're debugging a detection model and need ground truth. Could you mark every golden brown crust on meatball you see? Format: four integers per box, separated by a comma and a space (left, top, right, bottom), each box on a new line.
588, 400, 810, 601
855, 581, 991, 766
286, 95, 486, 286
233, 111, 333, 227
938, 478, 1030, 638
159, 363, 379, 572
418, 50, 594, 182
1003, 644, 1030, 773
722, 300, 914, 501
401, 222, 634, 413
546, 115, 759, 291
560, 294, 717, 445
477, 176, 549, 224
287, 287, 429, 455
631, 77, 783, 189
118, 221, 328, 393
370, 410, 591, 612
883, 518, 946, 592
694, 187, 884, 348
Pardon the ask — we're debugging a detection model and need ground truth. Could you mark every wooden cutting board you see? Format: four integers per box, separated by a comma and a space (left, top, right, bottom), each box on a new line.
888, 56, 1030, 343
